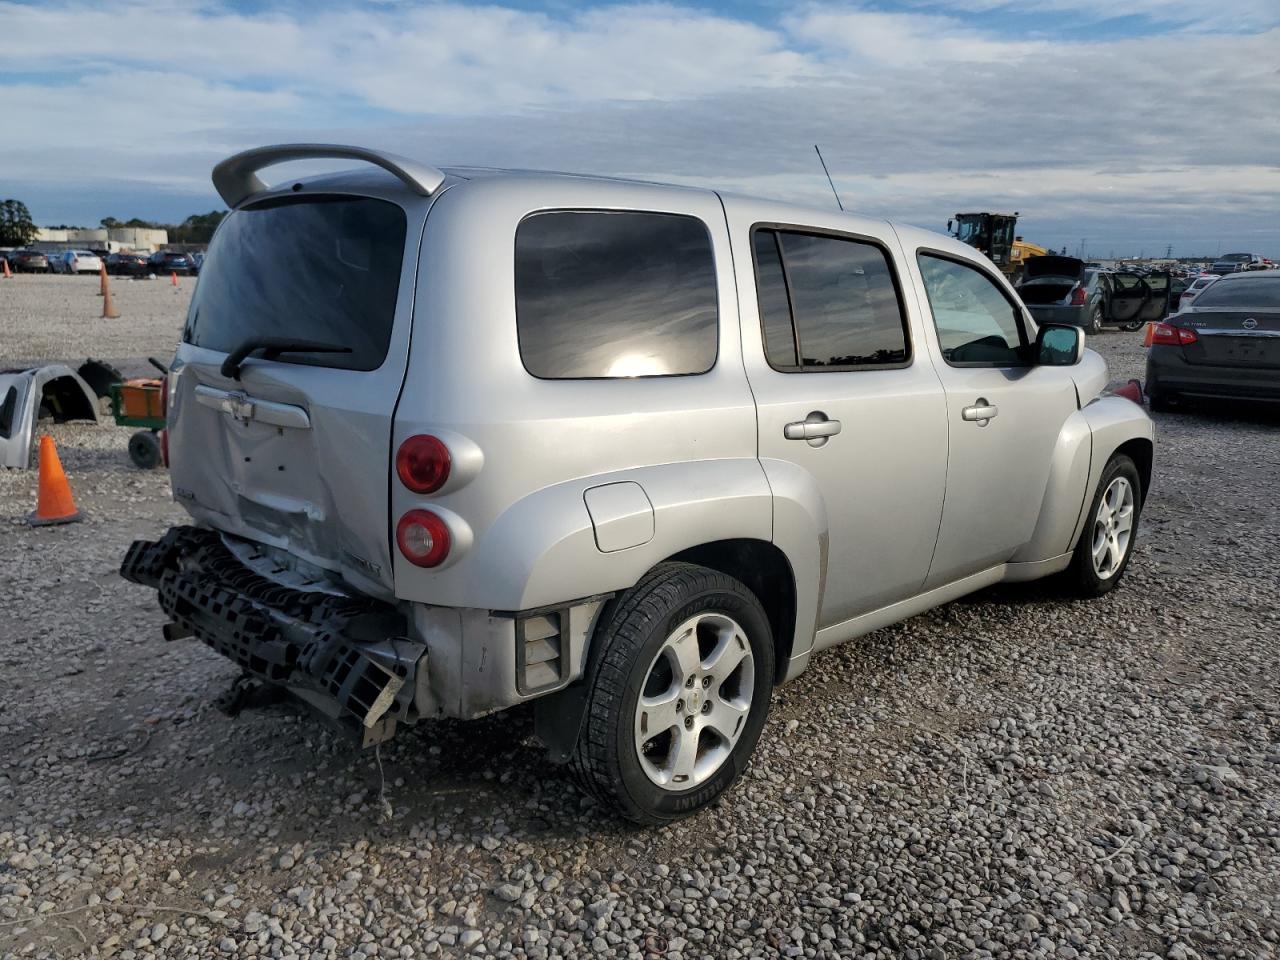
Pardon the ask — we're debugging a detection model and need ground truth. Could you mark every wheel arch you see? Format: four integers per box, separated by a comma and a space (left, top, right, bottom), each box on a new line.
666, 538, 797, 686
1115, 436, 1154, 503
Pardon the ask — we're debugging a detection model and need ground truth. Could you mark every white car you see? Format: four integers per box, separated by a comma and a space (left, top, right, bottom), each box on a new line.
53, 250, 103, 275
1177, 274, 1219, 311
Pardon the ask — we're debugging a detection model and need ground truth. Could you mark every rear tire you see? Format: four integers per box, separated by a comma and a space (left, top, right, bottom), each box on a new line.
1065, 454, 1142, 598
1087, 307, 1103, 335
570, 562, 774, 825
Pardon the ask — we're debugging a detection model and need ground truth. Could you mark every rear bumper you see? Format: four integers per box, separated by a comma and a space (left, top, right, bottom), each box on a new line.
121, 526, 427, 745
1146, 347, 1280, 402
120, 526, 609, 740
1026, 304, 1088, 326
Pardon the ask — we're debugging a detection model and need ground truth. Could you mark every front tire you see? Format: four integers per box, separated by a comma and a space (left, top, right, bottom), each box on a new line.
1066, 454, 1142, 597
571, 562, 774, 825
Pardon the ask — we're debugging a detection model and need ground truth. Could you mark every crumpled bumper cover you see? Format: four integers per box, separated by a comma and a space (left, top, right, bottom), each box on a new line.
120, 526, 426, 745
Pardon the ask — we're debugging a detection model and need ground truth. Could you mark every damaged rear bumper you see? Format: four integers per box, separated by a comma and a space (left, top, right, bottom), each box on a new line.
120, 526, 426, 746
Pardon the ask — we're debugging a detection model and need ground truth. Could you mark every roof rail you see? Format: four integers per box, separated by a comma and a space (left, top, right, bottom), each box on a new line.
211, 143, 447, 208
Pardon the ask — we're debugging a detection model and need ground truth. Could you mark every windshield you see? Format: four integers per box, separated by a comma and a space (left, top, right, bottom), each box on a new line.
1192, 277, 1280, 309
954, 218, 983, 243
184, 195, 407, 371
1218, 253, 1251, 262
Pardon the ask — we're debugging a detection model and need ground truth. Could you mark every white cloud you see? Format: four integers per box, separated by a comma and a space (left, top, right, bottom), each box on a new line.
0, 0, 1277, 252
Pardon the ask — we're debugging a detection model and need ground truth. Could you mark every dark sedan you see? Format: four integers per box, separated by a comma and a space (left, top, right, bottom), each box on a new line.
1017, 256, 1169, 334
1145, 272, 1280, 409
149, 251, 198, 275
106, 252, 151, 277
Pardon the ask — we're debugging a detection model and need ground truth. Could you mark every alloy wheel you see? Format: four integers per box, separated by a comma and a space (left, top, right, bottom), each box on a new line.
633, 613, 755, 790
1091, 476, 1135, 579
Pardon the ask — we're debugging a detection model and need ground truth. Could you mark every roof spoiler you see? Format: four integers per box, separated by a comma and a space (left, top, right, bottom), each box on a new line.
211, 144, 447, 208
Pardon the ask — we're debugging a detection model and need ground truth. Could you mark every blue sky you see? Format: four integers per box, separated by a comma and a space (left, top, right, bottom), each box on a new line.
2, 0, 1277, 257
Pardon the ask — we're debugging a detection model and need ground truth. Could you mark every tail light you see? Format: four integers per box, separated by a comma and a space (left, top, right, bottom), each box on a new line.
396, 435, 451, 493
396, 509, 451, 567
1144, 322, 1198, 347
1069, 286, 1086, 306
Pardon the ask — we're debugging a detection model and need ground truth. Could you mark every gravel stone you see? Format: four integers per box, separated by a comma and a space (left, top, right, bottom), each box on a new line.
2, 283, 1278, 959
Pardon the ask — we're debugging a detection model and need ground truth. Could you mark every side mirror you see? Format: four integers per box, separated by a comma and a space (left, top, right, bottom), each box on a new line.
1036, 323, 1084, 366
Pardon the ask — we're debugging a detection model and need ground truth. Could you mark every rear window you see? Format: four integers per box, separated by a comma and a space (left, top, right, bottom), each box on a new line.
752, 228, 909, 371
183, 195, 407, 372
514, 210, 718, 379
1193, 277, 1280, 309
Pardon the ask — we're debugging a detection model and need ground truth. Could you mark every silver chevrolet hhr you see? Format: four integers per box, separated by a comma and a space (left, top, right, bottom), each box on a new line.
122, 145, 1154, 824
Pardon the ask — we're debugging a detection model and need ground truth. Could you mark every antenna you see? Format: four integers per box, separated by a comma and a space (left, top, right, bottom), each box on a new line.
814, 144, 844, 212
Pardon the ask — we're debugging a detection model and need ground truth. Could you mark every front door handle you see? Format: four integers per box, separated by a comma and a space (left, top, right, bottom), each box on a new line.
784, 412, 842, 446
962, 398, 998, 425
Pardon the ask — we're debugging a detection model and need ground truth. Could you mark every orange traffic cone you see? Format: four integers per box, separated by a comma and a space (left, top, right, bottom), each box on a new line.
98, 263, 108, 296
102, 273, 120, 319
170, 271, 178, 286
2, 257, 11, 279
27, 436, 82, 526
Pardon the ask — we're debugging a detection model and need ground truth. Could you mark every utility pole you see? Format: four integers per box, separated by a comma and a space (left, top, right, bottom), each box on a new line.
1165, 244, 1173, 259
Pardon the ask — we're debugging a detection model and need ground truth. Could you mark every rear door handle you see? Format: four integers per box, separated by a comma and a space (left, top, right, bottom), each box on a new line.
784, 413, 842, 445
961, 398, 998, 424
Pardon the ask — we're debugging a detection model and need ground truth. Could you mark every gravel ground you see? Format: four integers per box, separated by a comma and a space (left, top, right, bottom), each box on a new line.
0, 274, 190, 378
1, 283, 1278, 960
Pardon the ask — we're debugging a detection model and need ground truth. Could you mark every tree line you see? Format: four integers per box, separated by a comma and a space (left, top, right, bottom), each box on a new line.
0, 199, 227, 247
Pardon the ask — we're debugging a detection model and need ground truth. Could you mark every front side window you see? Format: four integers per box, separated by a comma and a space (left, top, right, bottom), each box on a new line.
751, 228, 909, 371
918, 254, 1028, 367
515, 211, 718, 379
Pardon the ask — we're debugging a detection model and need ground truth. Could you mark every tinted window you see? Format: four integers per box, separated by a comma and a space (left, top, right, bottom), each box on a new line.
1193, 276, 1280, 309
918, 254, 1027, 366
515, 211, 717, 378
752, 230, 797, 367
184, 196, 406, 371
753, 229, 908, 370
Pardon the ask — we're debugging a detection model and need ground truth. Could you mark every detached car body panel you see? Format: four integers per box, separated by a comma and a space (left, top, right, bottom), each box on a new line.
0, 364, 100, 469
123, 145, 1155, 787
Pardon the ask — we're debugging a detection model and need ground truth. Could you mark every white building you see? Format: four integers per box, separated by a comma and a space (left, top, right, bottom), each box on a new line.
35, 226, 169, 253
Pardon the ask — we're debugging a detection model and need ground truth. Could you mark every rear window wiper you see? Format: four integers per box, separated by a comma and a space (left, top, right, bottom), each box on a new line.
220, 337, 353, 380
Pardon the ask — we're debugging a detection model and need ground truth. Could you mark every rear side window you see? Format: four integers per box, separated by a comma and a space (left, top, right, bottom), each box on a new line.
184, 195, 407, 372
751, 228, 909, 371
515, 211, 718, 379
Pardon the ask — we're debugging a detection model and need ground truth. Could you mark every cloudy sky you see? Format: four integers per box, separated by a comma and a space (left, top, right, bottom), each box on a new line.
2, 0, 1277, 257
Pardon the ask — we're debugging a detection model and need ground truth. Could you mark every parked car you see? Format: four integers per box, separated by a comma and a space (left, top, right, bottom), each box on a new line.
120, 144, 1155, 824
1177, 274, 1219, 310
1210, 253, 1261, 274
10, 249, 51, 273
52, 250, 103, 275
149, 250, 198, 275
106, 252, 151, 277
1146, 271, 1280, 409
1016, 256, 1167, 333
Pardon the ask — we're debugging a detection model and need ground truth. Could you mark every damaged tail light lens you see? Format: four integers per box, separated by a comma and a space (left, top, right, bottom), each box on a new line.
396, 509, 451, 567
396, 435, 451, 493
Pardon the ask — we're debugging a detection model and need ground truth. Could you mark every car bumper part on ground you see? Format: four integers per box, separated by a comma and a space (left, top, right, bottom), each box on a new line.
120, 526, 428, 746
1146, 346, 1280, 402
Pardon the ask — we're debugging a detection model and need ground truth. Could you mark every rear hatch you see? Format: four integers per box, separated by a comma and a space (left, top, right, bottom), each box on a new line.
168, 193, 419, 598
